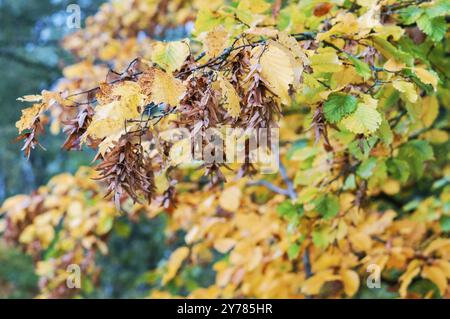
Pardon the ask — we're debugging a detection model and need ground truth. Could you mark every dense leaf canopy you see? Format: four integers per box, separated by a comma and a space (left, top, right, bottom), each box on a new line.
1, 0, 449, 298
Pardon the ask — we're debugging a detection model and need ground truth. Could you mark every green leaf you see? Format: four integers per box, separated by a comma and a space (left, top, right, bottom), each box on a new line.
372, 36, 414, 66
440, 216, 450, 232
381, 89, 400, 109
357, 282, 399, 299
403, 199, 421, 211
312, 226, 333, 249
323, 93, 358, 123
417, 15, 447, 42
43, 216, 65, 260
357, 157, 377, 179
377, 116, 393, 145
277, 200, 304, 219
287, 243, 300, 260
387, 158, 410, 183
348, 136, 378, 161
432, 177, 449, 190
343, 174, 356, 190
425, 0, 450, 18
409, 279, 441, 298
369, 159, 388, 186
346, 54, 371, 80
277, 9, 291, 30
315, 194, 340, 219
399, 7, 424, 25
397, 37, 431, 64
114, 220, 132, 238
96, 214, 114, 235
398, 140, 434, 179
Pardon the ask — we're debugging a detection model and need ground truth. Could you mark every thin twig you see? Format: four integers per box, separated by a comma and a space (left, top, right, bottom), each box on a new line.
303, 245, 313, 299
303, 245, 312, 278
279, 163, 297, 200
248, 180, 291, 196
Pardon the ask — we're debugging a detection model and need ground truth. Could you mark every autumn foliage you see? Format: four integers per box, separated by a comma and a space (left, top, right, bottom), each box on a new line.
1, 0, 450, 298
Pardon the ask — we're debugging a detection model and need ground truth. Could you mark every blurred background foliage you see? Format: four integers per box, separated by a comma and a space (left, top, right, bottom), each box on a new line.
0, 0, 203, 299
0, 0, 102, 200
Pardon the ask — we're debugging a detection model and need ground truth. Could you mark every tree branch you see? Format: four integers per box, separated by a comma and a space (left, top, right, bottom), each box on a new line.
280, 163, 297, 200
248, 179, 291, 196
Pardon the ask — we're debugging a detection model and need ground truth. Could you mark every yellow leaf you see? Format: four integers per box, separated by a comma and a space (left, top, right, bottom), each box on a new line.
312, 253, 342, 272
151, 40, 190, 72
421, 266, 448, 296
19, 225, 35, 244
251, 41, 299, 104
356, 0, 378, 7
421, 96, 439, 127
214, 238, 237, 254
41, 90, 66, 107
162, 247, 189, 284
362, 210, 397, 235
276, 31, 309, 65
301, 270, 340, 295
341, 103, 382, 135
422, 129, 449, 144
96, 208, 116, 235
374, 25, 405, 40
245, 27, 279, 37
214, 76, 241, 118
219, 186, 242, 211
399, 260, 421, 297
169, 138, 192, 165
381, 179, 400, 195
317, 13, 359, 41
349, 231, 373, 252
140, 68, 186, 106
155, 170, 170, 194
86, 81, 144, 141
16, 103, 45, 133
341, 269, 360, 297
36, 260, 55, 277
98, 39, 121, 61
62, 60, 99, 79
190, 286, 221, 299
237, 0, 271, 14
435, 260, 450, 278
423, 238, 450, 256
35, 225, 55, 248
17, 95, 43, 103
393, 80, 418, 103
297, 186, 319, 204
247, 246, 263, 271
310, 47, 343, 73
204, 26, 229, 58
110, 82, 144, 118
384, 59, 405, 72
413, 67, 438, 89
336, 219, 349, 240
